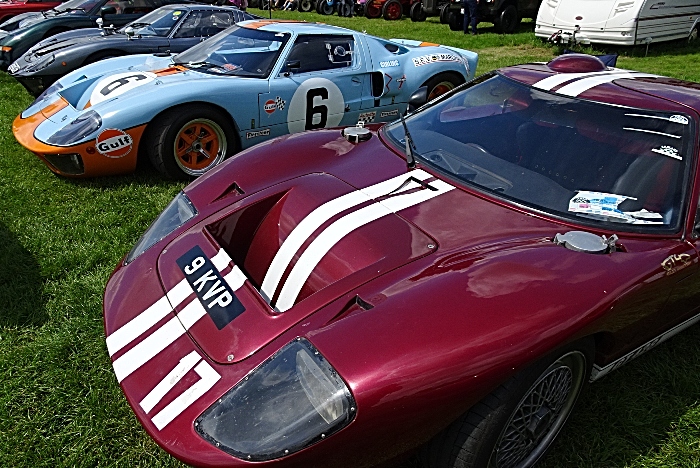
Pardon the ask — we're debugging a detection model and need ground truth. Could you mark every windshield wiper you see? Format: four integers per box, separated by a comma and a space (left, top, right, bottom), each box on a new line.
127, 22, 151, 28
399, 110, 417, 169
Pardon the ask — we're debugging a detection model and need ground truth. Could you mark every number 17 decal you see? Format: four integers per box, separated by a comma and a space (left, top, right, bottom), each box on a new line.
139, 350, 220, 430
287, 77, 345, 134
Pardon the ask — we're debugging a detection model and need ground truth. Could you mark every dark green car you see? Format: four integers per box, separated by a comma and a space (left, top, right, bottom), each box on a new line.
0, 0, 192, 70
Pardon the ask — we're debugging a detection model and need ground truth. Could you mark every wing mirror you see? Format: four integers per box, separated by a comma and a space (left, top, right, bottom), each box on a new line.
283, 59, 300, 76
124, 26, 135, 40
407, 86, 428, 113
100, 5, 117, 18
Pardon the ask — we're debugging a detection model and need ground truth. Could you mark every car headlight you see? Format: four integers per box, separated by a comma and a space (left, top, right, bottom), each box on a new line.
45, 110, 102, 146
125, 191, 197, 264
29, 80, 63, 108
196, 338, 356, 461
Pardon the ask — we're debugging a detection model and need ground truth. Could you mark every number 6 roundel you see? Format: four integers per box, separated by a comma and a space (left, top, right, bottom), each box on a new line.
287, 78, 345, 134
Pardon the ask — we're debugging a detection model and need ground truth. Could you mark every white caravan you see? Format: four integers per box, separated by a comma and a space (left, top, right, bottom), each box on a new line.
535, 0, 700, 45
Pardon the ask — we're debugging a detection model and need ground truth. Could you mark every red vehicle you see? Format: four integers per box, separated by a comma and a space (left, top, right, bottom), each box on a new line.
104, 54, 700, 468
364, 0, 407, 20
0, 0, 62, 24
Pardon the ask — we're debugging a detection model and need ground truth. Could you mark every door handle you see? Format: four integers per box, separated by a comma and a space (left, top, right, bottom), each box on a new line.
352, 76, 361, 84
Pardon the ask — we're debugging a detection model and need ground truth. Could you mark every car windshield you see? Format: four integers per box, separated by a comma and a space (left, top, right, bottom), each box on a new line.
53, 0, 99, 14
173, 25, 289, 78
118, 7, 184, 36
385, 73, 695, 231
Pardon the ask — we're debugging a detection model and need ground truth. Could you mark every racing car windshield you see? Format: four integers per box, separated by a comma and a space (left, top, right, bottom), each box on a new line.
117, 7, 185, 36
385, 74, 695, 232
53, 0, 99, 14
173, 25, 289, 78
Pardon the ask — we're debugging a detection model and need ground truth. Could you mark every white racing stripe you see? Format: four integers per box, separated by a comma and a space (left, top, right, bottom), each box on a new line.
259, 170, 434, 301
106, 249, 232, 357
275, 179, 454, 312
555, 72, 657, 97
151, 360, 221, 431
112, 266, 245, 382
139, 350, 201, 413
532, 69, 629, 91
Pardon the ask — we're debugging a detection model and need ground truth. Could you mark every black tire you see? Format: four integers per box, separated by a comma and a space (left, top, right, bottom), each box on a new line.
410, 2, 426, 21
365, 0, 382, 17
145, 105, 237, 179
382, 0, 402, 20
318, 0, 335, 14
494, 4, 519, 34
421, 339, 593, 468
299, 0, 314, 11
354, 2, 365, 15
337, 0, 352, 16
447, 11, 462, 31
422, 72, 463, 101
439, 4, 449, 23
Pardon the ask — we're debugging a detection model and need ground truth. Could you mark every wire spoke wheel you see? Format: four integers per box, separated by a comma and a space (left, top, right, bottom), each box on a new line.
173, 118, 226, 175
491, 351, 586, 468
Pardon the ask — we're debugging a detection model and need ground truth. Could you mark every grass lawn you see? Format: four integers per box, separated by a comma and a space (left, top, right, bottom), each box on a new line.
1, 11, 700, 467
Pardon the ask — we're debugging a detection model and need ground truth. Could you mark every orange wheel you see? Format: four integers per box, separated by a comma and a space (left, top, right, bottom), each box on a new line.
422, 74, 463, 103
147, 106, 236, 179
173, 118, 227, 175
427, 81, 456, 100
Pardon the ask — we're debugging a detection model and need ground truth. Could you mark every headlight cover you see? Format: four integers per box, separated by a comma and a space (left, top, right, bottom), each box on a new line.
29, 80, 63, 108
125, 191, 197, 264
46, 110, 102, 146
196, 338, 356, 461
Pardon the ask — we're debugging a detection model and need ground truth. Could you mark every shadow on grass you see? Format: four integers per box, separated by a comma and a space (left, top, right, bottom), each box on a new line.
0, 222, 46, 327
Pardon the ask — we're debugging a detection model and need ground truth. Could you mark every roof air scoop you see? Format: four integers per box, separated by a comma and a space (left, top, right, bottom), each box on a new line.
553, 231, 618, 254
547, 54, 607, 73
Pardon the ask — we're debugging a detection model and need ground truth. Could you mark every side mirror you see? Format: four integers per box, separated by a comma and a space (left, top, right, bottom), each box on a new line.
124, 26, 135, 40
407, 86, 428, 113
100, 5, 117, 18
285, 60, 300, 70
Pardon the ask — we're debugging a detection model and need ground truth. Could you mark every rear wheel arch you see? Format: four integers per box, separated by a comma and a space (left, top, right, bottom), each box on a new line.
138, 102, 241, 178
420, 335, 595, 468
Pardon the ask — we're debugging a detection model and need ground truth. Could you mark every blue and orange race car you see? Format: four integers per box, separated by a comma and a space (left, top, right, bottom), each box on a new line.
12, 20, 478, 178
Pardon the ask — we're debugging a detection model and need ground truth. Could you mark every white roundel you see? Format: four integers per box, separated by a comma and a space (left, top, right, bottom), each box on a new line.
287, 78, 345, 134
90, 71, 157, 105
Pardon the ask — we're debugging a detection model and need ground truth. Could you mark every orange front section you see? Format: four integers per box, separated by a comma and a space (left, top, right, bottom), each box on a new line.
13, 99, 146, 178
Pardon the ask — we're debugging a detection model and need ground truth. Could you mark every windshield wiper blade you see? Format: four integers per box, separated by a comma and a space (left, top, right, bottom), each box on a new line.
399, 110, 417, 169
127, 22, 151, 28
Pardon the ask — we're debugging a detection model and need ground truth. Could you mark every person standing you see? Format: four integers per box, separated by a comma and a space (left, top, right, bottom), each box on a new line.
462, 0, 478, 35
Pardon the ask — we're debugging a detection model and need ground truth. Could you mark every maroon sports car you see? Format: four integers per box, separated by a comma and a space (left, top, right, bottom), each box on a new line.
103, 54, 700, 468
0, 0, 61, 24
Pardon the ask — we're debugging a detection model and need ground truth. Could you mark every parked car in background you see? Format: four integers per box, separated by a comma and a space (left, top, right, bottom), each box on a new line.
0, 0, 62, 24
13, 20, 478, 178
103, 53, 700, 468
0, 0, 193, 70
445, 0, 541, 33
9, 4, 255, 96
536, 0, 700, 45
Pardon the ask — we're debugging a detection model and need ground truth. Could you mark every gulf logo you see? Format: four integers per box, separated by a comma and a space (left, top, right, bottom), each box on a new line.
264, 100, 276, 114
96, 129, 133, 158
